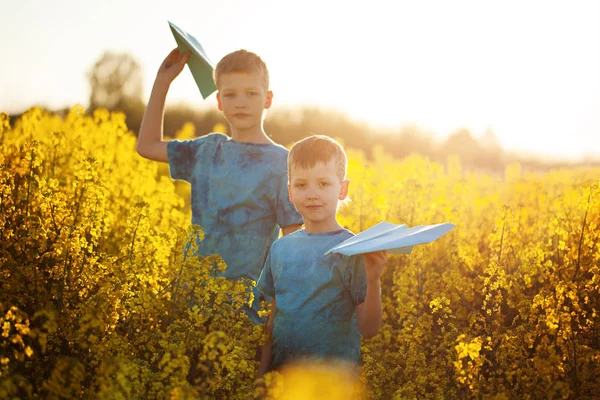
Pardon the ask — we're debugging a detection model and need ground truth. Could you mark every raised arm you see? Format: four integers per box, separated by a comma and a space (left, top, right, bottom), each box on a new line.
356, 250, 387, 338
137, 48, 190, 163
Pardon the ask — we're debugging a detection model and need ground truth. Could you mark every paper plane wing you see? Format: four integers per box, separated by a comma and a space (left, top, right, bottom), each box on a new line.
325, 222, 406, 255
168, 21, 217, 99
325, 222, 454, 256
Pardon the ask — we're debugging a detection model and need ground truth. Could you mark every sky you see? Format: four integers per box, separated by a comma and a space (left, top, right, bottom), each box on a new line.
1, 0, 599, 161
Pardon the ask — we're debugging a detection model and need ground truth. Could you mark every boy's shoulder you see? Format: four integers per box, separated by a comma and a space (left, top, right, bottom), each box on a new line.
181, 133, 288, 154
267, 142, 290, 157
273, 228, 304, 244
270, 228, 304, 252
250, 139, 290, 156
174, 132, 228, 146
201, 132, 229, 143
213, 134, 290, 157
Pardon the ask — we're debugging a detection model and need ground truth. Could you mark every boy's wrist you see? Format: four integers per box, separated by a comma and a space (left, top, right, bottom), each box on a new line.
154, 75, 172, 91
367, 277, 381, 287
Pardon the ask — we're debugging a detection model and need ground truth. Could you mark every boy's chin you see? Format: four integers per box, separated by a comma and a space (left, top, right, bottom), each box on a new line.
228, 120, 259, 131
302, 216, 334, 227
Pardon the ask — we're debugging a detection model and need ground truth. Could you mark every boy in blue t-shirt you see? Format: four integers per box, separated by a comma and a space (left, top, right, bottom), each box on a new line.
257, 135, 387, 374
136, 48, 303, 323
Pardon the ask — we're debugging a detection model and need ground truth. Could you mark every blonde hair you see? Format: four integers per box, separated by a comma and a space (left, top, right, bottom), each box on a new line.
213, 49, 269, 90
288, 135, 347, 183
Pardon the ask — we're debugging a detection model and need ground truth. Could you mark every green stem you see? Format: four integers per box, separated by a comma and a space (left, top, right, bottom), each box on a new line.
573, 192, 591, 281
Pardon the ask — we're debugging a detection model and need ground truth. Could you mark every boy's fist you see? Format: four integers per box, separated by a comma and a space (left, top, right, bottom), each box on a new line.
157, 48, 190, 84
363, 250, 388, 282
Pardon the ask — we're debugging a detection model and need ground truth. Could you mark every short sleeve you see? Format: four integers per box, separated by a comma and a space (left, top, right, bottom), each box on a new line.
275, 171, 303, 228
167, 133, 214, 182
343, 255, 368, 306
167, 139, 199, 182
257, 248, 275, 297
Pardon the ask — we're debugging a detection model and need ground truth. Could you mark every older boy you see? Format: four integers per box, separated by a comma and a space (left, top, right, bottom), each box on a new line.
257, 135, 387, 374
136, 48, 303, 323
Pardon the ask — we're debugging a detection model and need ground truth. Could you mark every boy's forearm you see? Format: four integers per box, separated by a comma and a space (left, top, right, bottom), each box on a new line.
136, 78, 171, 162
358, 279, 382, 338
258, 298, 275, 377
257, 338, 272, 377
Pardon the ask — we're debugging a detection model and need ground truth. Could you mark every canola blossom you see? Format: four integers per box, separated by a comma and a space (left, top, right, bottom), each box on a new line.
1, 107, 599, 399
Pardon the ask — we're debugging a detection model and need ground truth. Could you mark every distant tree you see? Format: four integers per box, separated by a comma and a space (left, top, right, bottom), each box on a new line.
87, 51, 143, 110
87, 51, 145, 132
481, 126, 502, 151
440, 128, 483, 166
384, 125, 436, 160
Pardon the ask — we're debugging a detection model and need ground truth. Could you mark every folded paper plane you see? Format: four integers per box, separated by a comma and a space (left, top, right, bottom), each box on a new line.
168, 21, 217, 99
325, 222, 455, 256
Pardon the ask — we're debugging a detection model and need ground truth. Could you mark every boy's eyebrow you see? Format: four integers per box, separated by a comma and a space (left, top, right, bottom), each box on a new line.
291, 176, 335, 181
221, 85, 260, 92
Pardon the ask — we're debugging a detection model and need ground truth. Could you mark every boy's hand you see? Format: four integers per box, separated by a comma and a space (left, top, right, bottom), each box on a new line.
157, 48, 190, 84
363, 250, 388, 282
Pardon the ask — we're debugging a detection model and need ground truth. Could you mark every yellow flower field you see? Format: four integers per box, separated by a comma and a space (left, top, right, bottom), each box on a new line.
1, 108, 599, 399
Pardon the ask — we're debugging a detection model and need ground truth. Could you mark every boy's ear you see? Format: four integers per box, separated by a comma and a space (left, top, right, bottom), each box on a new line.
339, 179, 350, 200
288, 184, 293, 202
265, 90, 273, 109
217, 92, 223, 111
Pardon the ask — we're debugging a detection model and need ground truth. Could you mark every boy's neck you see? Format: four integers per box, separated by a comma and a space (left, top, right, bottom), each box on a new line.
303, 219, 344, 234
230, 126, 273, 145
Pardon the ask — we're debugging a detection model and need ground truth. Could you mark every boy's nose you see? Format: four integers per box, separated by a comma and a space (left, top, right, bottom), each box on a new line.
306, 190, 318, 200
234, 98, 248, 108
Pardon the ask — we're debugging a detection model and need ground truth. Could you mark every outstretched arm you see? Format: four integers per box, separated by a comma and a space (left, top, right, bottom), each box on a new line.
356, 251, 387, 338
137, 48, 190, 162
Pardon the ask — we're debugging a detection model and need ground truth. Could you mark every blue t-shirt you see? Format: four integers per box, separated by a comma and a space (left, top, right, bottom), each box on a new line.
257, 228, 368, 369
167, 133, 303, 322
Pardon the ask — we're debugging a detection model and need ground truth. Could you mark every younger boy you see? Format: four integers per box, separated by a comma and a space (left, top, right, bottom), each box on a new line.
257, 135, 387, 374
136, 48, 303, 323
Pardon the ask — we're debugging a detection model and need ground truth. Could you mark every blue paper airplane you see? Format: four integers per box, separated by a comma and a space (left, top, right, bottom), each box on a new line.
168, 21, 217, 99
325, 222, 455, 256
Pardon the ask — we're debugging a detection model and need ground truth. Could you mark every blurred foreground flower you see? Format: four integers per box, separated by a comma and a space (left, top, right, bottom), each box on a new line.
256, 360, 364, 400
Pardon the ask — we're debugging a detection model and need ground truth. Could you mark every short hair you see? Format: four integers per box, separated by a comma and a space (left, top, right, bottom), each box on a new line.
288, 135, 347, 182
213, 49, 269, 90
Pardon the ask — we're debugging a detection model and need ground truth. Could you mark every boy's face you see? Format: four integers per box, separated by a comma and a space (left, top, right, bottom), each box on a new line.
216, 72, 273, 131
288, 159, 349, 232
